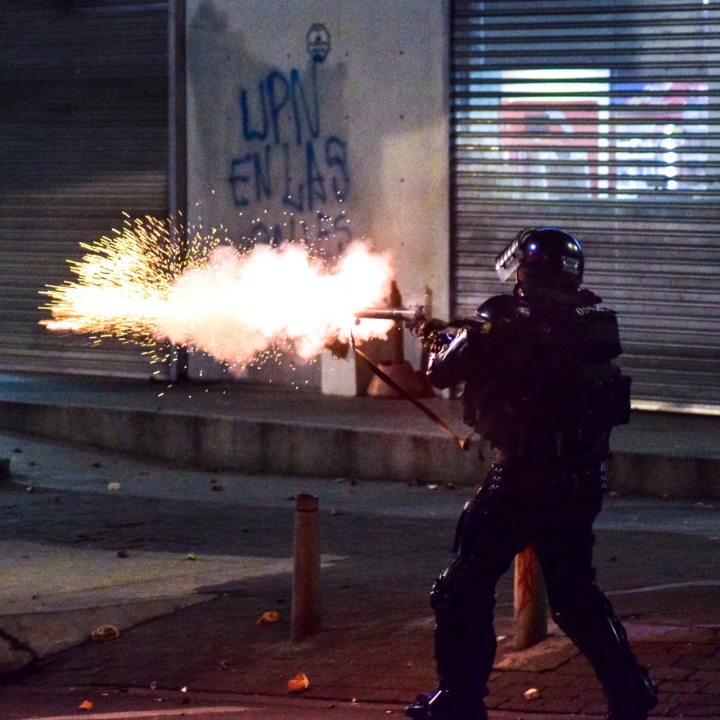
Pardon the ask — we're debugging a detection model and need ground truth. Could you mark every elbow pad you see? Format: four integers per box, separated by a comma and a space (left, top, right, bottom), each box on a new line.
427, 328, 470, 389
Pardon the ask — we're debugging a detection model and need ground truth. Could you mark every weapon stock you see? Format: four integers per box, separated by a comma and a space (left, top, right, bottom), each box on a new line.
350, 306, 470, 450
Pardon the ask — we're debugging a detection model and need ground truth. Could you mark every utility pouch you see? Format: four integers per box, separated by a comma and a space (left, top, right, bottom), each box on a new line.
582, 364, 631, 429
614, 373, 632, 426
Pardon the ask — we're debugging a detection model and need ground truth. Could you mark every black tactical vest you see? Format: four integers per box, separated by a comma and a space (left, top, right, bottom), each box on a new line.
463, 290, 630, 468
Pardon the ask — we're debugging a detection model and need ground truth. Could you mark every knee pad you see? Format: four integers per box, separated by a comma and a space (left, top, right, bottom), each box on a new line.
431, 562, 463, 615
431, 557, 495, 617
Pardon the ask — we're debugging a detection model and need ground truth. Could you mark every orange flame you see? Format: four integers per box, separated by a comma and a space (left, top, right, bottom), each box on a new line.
41, 218, 394, 371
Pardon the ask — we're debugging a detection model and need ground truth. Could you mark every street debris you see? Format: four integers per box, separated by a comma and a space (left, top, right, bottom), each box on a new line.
117, 550, 129, 558
186, 553, 197, 560
524, 687, 540, 700
25, 486, 33, 493
91, 624, 120, 642
211, 483, 224, 491
288, 672, 310, 693
150, 681, 157, 690
256, 611, 280, 626
12, 447, 21, 453
92, 461, 102, 468
78, 700, 93, 710
107, 482, 121, 491
330, 507, 342, 516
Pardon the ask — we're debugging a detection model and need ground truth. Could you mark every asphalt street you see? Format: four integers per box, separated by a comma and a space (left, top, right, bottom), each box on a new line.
1, 428, 718, 624
0, 430, 717, 719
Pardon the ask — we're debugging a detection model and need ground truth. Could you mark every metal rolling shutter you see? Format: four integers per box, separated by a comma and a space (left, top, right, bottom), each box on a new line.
452, 0, 720, 414
0, 0, 168, 378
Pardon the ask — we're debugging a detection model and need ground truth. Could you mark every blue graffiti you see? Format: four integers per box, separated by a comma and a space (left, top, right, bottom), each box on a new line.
229, 65, 349, 219
241, 68, 319, 146
249, 211, 352, 252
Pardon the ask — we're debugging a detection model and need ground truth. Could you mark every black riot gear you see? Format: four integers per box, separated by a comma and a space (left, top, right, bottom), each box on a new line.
495, 226, 584, 287
407, 229, 656, 720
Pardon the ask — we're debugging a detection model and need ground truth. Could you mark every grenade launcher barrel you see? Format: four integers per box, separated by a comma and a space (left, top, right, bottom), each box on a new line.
353, 305, 425, 329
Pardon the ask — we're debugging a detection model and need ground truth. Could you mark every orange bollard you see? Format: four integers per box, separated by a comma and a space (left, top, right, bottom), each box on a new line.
513, 545, 548, 650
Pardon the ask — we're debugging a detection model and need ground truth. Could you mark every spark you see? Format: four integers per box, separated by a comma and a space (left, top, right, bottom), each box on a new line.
40, 216, 394, 373
40, 216, 219, 344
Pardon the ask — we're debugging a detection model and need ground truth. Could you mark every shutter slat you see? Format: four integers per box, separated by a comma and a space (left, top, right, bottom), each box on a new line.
0, 0, 168, 378
451, 0, 720, 413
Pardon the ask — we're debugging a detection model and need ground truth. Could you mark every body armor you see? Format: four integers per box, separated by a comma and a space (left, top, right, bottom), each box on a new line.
428, 287, 629, 470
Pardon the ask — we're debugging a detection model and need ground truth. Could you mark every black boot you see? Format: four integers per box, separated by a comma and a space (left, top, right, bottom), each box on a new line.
405, 688, 488, 720
605, 668, 658, 720
552, 591, 658, 720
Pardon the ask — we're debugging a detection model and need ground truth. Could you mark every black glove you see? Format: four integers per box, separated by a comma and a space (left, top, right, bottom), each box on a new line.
418, 318, 449, 352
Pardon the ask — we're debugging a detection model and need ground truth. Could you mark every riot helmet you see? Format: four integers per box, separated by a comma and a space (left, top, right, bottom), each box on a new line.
495, 227, 584, 287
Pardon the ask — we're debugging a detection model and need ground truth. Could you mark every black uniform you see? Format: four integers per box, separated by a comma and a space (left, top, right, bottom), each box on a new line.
407, 280, 657, 720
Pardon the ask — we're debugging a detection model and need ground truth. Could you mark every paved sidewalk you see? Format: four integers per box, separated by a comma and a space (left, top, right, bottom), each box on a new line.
0, 372, 719, 498
0, 430, 717, 718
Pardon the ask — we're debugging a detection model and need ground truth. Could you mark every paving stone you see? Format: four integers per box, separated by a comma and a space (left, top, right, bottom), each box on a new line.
677, 654, 720, 671
650, 666, 695, 681
658, 679, 711, 694
689, 670, 720, 684
670, 642, 718, 657
671, 704, 720, 717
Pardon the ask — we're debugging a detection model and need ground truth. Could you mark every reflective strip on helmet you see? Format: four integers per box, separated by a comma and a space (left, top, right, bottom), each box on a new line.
495, 235, 522, 282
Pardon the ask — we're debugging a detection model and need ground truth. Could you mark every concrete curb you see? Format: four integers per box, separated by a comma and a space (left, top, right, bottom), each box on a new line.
0, 399, 487, 485
607, 451, 720, 499
0, 596, 208, 674
0, 398, 719, 498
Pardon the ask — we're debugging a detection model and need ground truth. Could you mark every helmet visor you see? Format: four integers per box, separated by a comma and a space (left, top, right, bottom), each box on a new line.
494, 235, 522, 282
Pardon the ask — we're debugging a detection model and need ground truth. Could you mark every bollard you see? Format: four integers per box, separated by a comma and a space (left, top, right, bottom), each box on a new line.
513, 545, 548, 650
291, 493, 321, 642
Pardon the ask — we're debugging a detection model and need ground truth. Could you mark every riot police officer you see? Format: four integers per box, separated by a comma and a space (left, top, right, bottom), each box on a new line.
406, 228, 657, 720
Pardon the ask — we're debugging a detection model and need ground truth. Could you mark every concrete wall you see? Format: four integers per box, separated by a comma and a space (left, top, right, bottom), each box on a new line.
186, 0, 450, 390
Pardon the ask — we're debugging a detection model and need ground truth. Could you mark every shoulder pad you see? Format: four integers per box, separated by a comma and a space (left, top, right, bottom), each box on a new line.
474, 294, 531, 324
